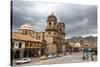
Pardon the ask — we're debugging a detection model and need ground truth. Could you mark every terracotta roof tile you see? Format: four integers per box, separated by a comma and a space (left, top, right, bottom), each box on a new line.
12, 32, 42, 42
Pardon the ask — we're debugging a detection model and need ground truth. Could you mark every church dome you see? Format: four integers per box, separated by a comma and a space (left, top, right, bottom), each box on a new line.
19, 23, 34, 31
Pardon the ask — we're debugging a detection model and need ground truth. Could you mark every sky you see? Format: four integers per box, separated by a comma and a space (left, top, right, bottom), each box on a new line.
12, 1, 97, 39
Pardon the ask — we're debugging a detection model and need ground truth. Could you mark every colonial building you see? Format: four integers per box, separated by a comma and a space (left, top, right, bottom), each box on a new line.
11, 12, 66, 59
11, 24, 44, 59
45, 13, 65, 55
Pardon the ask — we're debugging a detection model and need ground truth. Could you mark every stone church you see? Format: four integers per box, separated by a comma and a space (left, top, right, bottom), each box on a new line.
11, 13, 66, 59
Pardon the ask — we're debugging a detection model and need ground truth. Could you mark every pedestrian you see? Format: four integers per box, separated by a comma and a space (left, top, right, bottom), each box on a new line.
89, 48, 94, 61
82, 48, 89, 61
82, 52, 86, 61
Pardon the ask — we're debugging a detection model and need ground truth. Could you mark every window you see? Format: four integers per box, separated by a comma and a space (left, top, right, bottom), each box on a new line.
26, 42, 28, 46
33, 36, 34, 38
49, 22, 51, 26
54, 23, 56, 25
35, 44, 36, 46
25, 42, 28, 48
54, 32, 56, 35
48, 32, 51, 34
39, 36, 40, 39
19, 42, 22, 48
54, 23, 56, 28
25, 30, 27, 34
30, 43, 32, 46
34, 44, 36, 46
16, 43, 17, 46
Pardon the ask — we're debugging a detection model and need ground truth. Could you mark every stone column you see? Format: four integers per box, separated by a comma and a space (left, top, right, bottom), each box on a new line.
27, 49, 28, 58
20, 49, 24, 59
30, 49, 32, 58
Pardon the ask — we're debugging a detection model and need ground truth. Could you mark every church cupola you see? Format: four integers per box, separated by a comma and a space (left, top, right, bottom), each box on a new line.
46, 12, 58, 31
18, 23, 34, 35
47, 12, 57, 22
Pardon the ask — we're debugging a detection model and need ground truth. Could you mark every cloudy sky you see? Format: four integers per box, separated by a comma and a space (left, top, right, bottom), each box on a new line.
12, 1, 97, 39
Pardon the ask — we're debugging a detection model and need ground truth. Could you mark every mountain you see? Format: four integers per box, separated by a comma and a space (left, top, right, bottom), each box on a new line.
66, 36, 97, 44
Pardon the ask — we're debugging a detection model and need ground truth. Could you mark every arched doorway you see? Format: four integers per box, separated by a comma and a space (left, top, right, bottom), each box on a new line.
14, 50, 20, 59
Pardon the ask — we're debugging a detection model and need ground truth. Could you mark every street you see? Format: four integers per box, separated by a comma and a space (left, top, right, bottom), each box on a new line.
14, 52, 97, 66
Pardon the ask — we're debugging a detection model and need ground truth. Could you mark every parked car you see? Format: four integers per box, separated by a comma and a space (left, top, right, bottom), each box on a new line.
57, 54, 64, 57
53, 54, 57, 58
48, 55, 54, 59
41, 55, 47, 60
66, 52, 70, 55
15, 58, 30, 64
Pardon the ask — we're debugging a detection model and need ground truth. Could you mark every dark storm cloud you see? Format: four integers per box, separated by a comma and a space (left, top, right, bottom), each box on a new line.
12, 1, 97, 38
12, 1, 49, 32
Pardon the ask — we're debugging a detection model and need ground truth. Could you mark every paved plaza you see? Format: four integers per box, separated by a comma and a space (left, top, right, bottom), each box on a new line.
13, 52, 97, 66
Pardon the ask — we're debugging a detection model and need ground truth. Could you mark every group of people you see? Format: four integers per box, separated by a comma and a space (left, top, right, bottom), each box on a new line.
82, 48, 95, 61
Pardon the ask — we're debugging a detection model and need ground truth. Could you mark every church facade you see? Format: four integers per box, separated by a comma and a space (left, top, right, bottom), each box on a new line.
11, 13, 66, 59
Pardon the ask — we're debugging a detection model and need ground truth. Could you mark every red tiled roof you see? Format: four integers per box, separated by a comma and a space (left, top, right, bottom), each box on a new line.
12, 32, 42, 42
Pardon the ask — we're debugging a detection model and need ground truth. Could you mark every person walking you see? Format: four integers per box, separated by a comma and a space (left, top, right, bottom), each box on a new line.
89, 48, 94, 61
82, 48, 89, 61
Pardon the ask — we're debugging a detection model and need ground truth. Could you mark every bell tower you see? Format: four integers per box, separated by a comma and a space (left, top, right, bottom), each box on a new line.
44, 12, 66, 55
44, 12, 58, 55
46, 12, 57, 31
